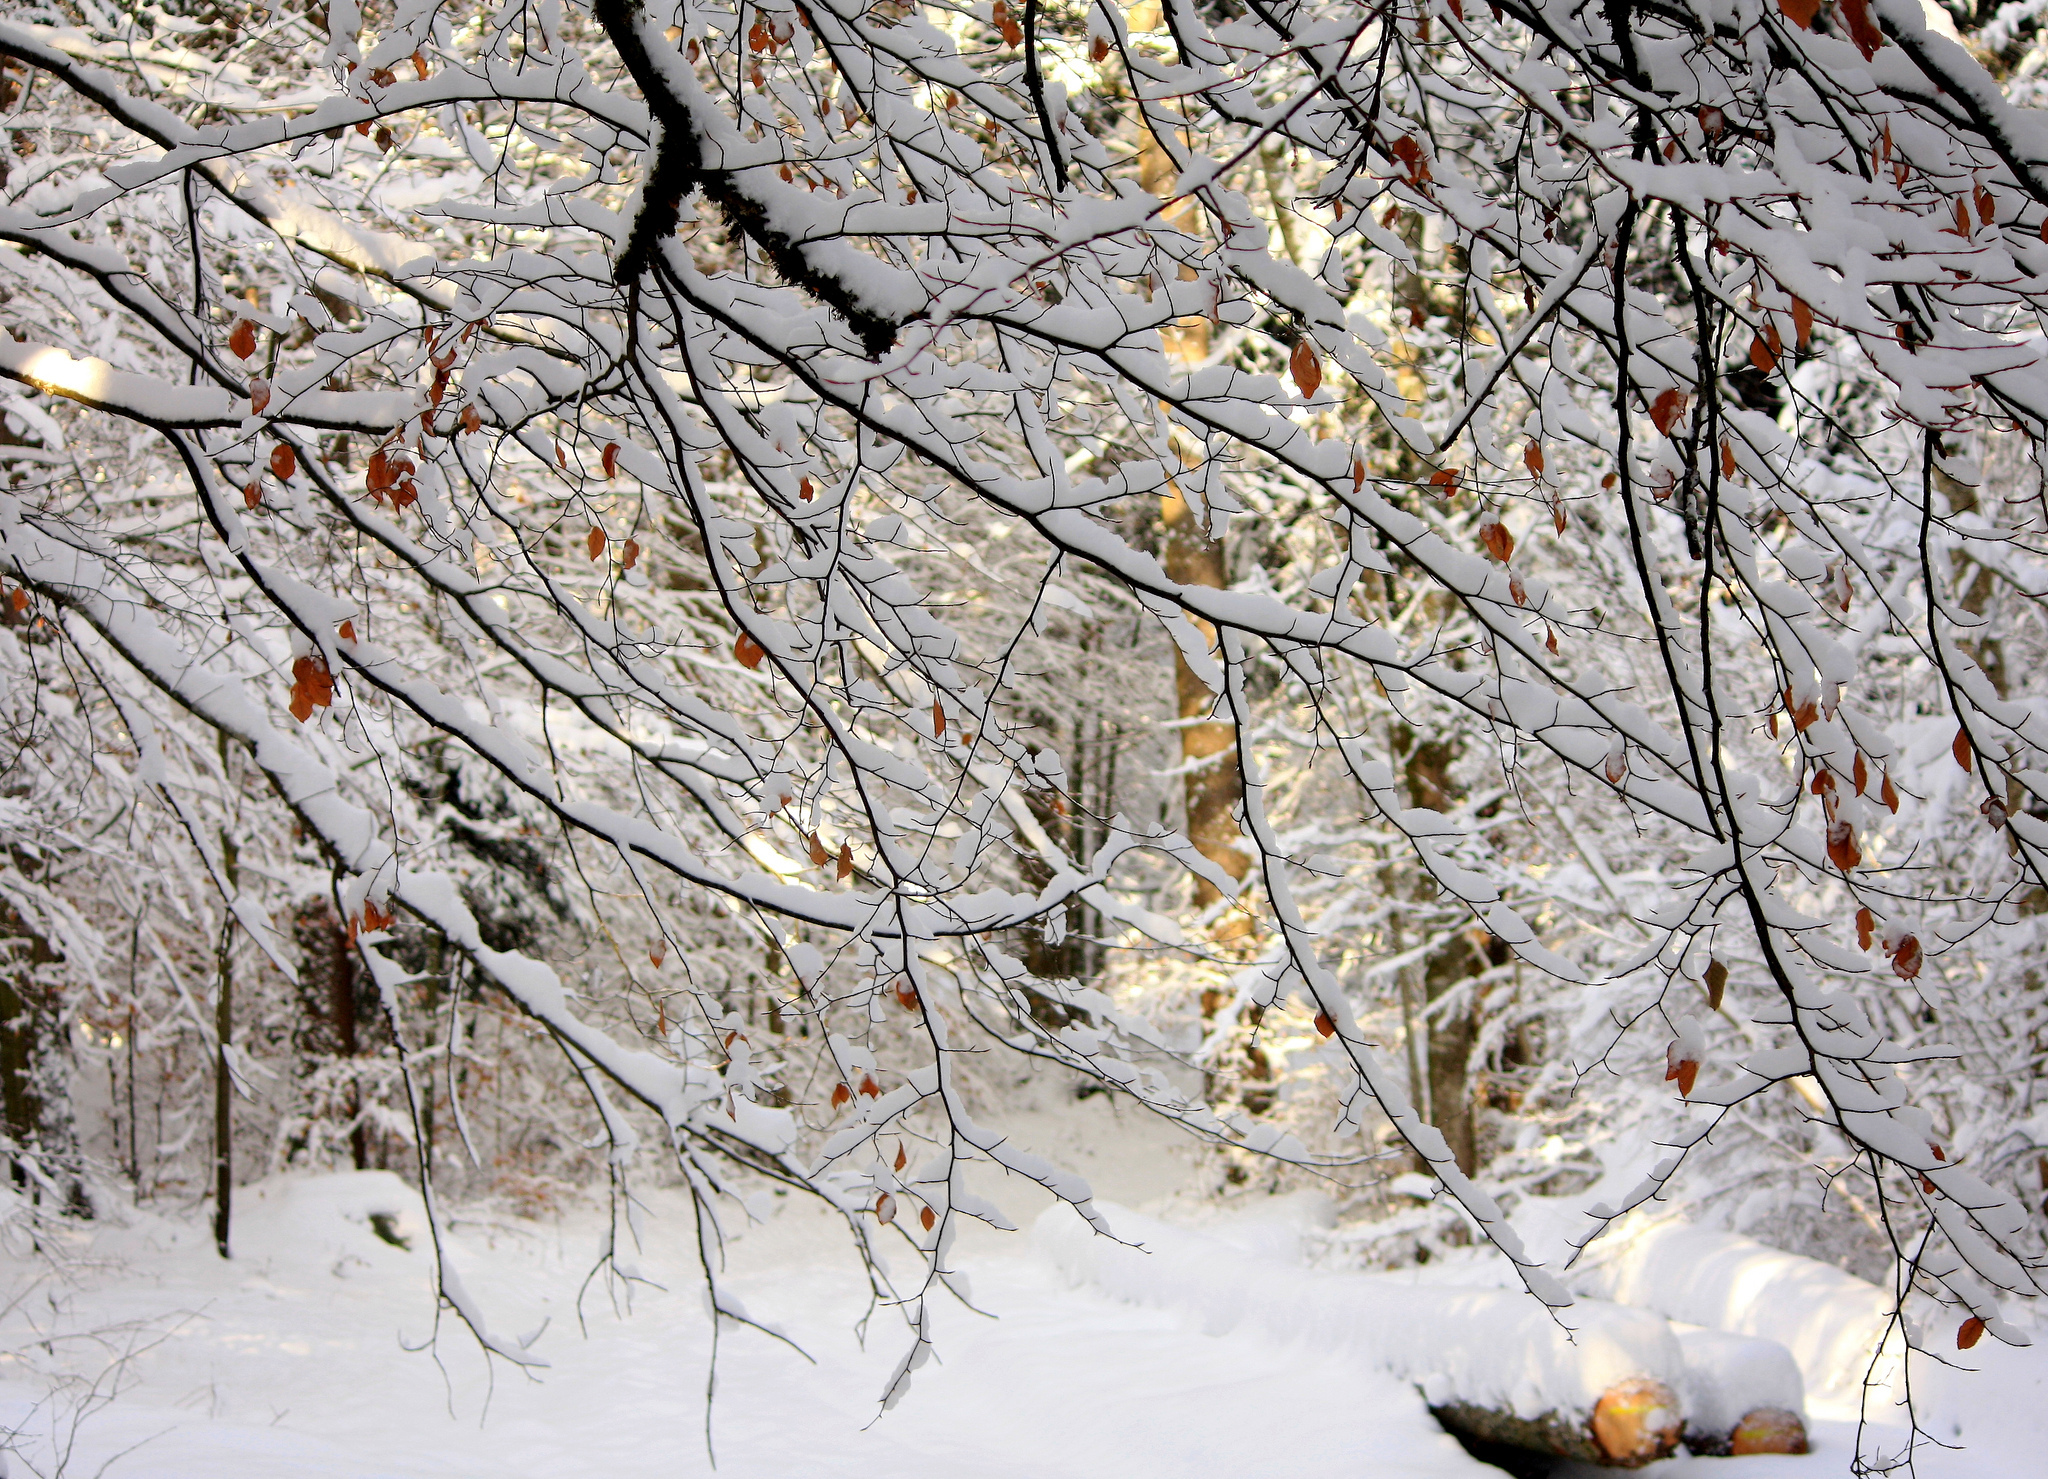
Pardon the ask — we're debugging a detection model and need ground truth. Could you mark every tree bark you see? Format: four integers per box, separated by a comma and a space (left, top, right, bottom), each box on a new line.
212, 829, 237, 1259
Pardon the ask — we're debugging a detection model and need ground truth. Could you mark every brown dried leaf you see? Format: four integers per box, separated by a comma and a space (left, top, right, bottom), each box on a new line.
1827, 819, 1861, 872
229, 319, 257, 360
1959, 1317, 1986, 1350
1892, 933, 1923, 980
269, 443, 296, 481
734, 632, 766, 669
1705, 959, 1727, 1012
1954, 727, 1974, 771
1480, 517, 1514, 563
1290, 339, 1322, 398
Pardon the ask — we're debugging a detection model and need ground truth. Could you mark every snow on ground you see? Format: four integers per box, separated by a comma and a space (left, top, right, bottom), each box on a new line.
0, 1163, 2038, 1477
0, 1172, 1482, 1479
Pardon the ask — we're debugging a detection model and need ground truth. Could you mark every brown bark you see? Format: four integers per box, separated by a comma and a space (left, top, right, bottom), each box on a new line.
212, 831, 236, 1259
1134, 59, 1248, 932
0, 899, 51, 1181
1160, 487, 1250, 916
1403, 730, 1489, 1174
1433, 1378, 1682, 1468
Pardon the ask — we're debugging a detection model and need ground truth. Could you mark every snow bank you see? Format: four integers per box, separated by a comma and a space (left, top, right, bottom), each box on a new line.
1037, 1203, 1683, 1425
229, 1171, 427, 1265
1572, 1222, 1890, 1406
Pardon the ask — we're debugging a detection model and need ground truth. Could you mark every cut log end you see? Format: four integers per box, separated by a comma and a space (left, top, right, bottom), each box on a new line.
1591, 1377, 1684, 1466
1729, 1407, 1809, 1456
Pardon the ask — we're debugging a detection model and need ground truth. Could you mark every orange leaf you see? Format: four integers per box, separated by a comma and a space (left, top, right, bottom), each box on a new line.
807, 833, 830, 866
831, 1082, 851, 1107
734, 633, 766, 669
229, 319, 257, 360
7, 589, 23, 615
1352, 456, 1366, 493
1091, 36, 1110, 62
412, 50, 429, 79
587, 526, 607, 561
1827, 819, 1861, 872
249, 378, 271, 415
920, 1205, 936, 1230
799, 475, 816, 502
1892, 933, 1922, 980
1523, 441, 1544, 476
650, 939, 667, 966
859, 1073, 880, 1097
1676, 1059, 1698, 1097
1977, 184, 1995, 226
1722, 440, 1736, 478
1853, 751, 1868, 795
1480, 517, 1514, 563
932, 699, 946, 737
339, 619, 357, 643
1545, 625, 1559, 655
837, 841, 854, 880
602, 442, 620, 480
1954, 727, 1974, 771
894, 1143, 907, 1171
1778, 0, 1819, 26
1792, 296, 1813, 348
1856, 905, 1877, 950
1705, 959, 1727, 1011
1959, 1317, 1986, 1350
1313, 1011, 1335, 1037
895, 980, 919, 1010
269, 443, 296, 481
622, 538, 640, 570
243, 481, 261, 509
1650, 388, 1686, 436
461, 405, 482, 434
1841, 0, 1883, 57
1290, 340, 1322, 398
875, 1192, 896, 1224
1749, 334, 1777, 373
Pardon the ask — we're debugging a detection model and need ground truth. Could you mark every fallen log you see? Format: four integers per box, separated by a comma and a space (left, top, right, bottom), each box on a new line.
1675, 1327, 1809, 1456
1037, 1203, 1689, 1466
1431, 1374, 1682, 1466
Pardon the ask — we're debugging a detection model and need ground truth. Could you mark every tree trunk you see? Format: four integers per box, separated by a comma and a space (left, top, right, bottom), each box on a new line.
212, 830, 237, 1259
1132, 65, 1250, 932
1402, 730, 1485, 1175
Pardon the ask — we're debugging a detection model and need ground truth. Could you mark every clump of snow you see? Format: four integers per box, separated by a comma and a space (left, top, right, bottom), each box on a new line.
228, 1171, 427, 1267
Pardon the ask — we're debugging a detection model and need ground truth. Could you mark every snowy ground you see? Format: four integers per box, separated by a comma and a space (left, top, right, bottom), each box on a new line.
0, 1169, 2038, 1478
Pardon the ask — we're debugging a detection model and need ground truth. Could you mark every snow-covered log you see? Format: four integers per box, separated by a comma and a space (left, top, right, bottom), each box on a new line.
1038, 1206, 1684, 1464
1576, 1222, 1894, 1407
1674, 1326, 1809, 1456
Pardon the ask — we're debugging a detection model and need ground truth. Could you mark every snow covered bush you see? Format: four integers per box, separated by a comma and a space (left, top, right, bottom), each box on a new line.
0, 0, 2043, 1454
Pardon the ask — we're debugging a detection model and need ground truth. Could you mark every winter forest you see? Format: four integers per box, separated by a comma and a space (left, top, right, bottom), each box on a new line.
0, 0, 2043, 1471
